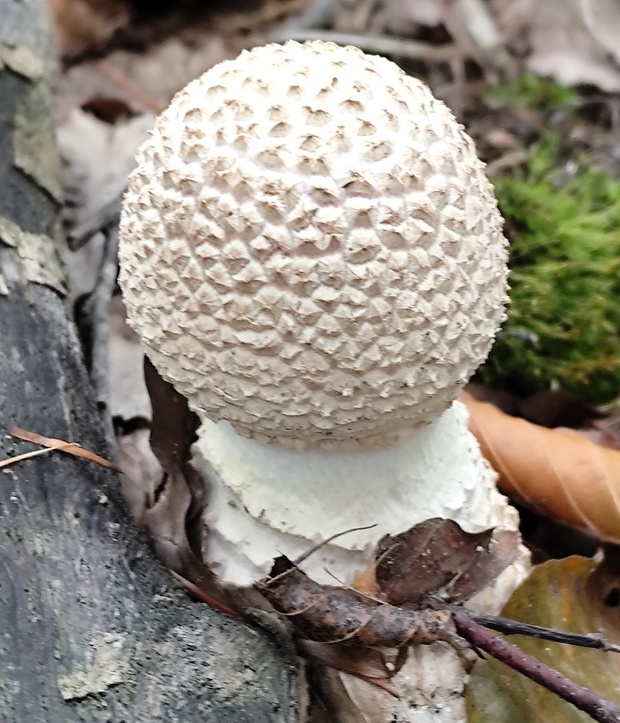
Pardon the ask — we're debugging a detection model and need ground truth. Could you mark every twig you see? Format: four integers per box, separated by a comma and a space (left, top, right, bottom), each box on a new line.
495, 329, 539, 345
292, 523, 377, 565
436, 602, 620, 723
452, 0, 510, 71
458, 607, 620, 654
276, 30, 465, 64
279, 0, 335, 31
485, 149, 528, 178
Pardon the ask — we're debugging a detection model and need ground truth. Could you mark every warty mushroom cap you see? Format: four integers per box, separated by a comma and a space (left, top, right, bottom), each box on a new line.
119, 40, 509, 450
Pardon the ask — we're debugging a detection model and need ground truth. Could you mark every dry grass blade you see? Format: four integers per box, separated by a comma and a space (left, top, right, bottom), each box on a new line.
10, 426, 120, 471
170, 570, 239, 618
0, 441, 76, 469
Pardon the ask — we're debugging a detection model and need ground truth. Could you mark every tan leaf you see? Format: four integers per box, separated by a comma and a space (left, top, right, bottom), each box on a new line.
463, 397, 620, 543
353, 559, 381, 598
117, 425, 162, 522
298, 639, 395, 683
109, 295, 151, 422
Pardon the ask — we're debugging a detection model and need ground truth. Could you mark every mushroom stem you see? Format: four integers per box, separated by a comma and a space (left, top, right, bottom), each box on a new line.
193, 400, 524, 589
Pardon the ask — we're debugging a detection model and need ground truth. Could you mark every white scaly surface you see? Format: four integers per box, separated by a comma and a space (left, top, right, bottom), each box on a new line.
119, 40, 508, 450
194, 400, 524, 586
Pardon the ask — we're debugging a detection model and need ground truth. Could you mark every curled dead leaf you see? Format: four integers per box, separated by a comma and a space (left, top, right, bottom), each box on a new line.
48, 0, 130, 56
374, 518, 519, 606
122, 358, 235, 617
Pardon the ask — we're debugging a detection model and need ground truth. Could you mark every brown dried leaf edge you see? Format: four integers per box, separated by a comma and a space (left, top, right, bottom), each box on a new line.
463, 397, 620, 543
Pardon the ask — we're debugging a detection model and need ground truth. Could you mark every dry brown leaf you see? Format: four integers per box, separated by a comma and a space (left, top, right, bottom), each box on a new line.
58, 108, 154, 251
49, 0, 303, 58
117, 425, 162, 520
60, 35, 236, 114
138, 359, 236, 617
141, 462, 236, 618
298, 639, 401, 695
9, 426, 120, 471
517, 389, 604, 429
353, 559, 382, 598
581, 0, 620, 66
463, 397, 620, 544
374, 519, 519, 606
381, 0, 443, 32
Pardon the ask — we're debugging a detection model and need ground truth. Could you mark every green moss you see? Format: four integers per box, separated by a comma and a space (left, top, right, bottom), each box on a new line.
483, 72, 579, 110
479, 136, 620, 402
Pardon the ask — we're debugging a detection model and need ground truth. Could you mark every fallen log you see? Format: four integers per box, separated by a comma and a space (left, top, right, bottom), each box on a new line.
0, 2, 303, 720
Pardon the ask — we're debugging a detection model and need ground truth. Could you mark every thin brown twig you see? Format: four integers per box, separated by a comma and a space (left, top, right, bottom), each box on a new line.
68, 191, 124, 250
455, 606, 620, 654
323, 568, 387, 606
485, 149, 528, 177
292, 523, 377, 566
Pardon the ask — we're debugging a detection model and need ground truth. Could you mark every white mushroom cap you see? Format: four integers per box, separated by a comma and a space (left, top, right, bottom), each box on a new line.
119, 40, 508, 450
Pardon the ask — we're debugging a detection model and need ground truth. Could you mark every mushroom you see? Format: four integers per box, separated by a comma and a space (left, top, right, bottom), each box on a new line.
119, 39, 529, 718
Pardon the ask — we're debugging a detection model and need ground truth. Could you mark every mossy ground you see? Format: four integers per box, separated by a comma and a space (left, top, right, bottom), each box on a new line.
475, 76, 620, 403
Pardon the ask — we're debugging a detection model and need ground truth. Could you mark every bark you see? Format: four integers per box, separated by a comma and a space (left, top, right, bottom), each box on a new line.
0, 1, 304, 721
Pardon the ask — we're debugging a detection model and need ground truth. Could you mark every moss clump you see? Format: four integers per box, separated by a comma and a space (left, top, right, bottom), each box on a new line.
479, 135, 620, 403
483, 72, 579, 110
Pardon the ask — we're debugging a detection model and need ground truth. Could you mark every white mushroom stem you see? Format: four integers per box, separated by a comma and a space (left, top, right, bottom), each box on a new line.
193, 400, 526, 590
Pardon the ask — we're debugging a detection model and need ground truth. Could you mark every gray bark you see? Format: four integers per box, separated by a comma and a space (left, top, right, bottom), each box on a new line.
0, 1, 304, 721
